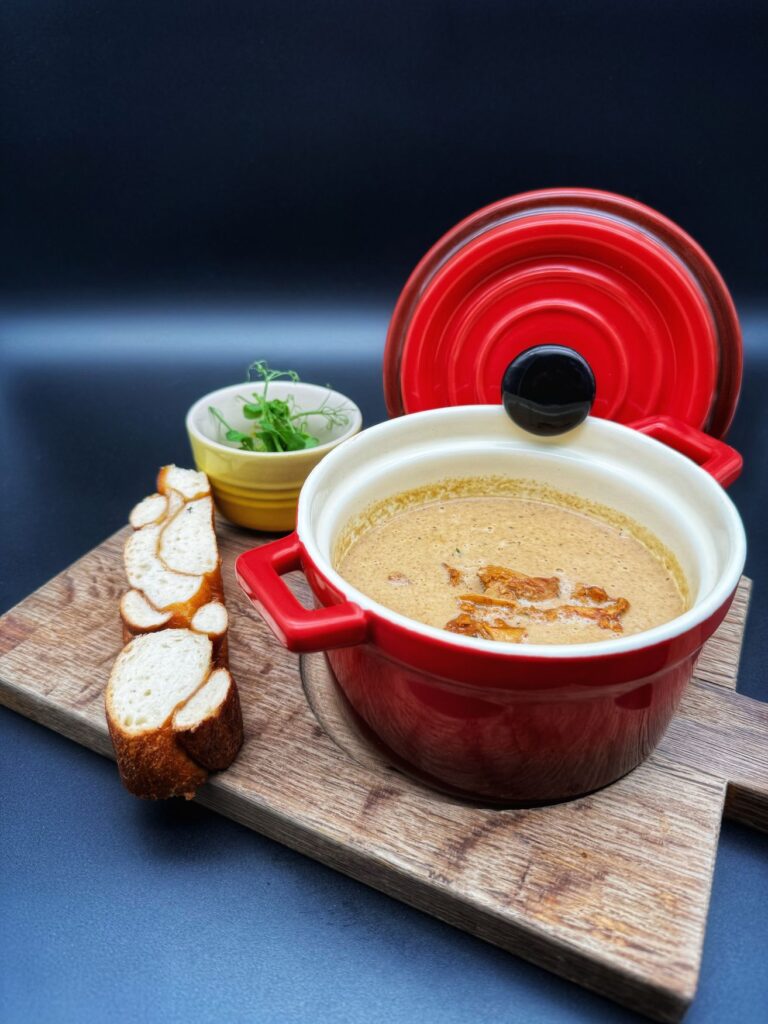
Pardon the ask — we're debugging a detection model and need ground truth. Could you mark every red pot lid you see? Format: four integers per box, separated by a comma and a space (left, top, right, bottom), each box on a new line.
384, 189, 742, 438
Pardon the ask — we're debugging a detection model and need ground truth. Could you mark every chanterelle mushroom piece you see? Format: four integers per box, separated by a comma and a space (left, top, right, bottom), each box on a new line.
479, 565, 560, 602
442, 563, 463, 587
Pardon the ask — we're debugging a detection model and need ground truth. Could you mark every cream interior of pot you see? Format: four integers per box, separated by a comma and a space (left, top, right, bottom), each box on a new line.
298, 407, 745, 644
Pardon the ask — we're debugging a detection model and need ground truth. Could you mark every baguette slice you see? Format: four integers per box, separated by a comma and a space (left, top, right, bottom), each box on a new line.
129, 493, 168, 529
190, 600, 229, 667
120, 589, 172, 638
157, 465, 210, 501
106, 630, 213, 799
158, 496, 218, 576
107, 466, 243, 799
173, 668, 243, 771
190, 600, 228, 637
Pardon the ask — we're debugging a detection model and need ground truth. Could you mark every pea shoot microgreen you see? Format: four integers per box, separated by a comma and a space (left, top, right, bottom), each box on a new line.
209, 361, 351, 453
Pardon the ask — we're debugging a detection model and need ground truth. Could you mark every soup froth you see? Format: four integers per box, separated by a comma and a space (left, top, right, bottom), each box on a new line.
335, 480, 688, 646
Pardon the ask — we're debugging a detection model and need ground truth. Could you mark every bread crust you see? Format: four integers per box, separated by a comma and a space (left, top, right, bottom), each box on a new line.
106, 713, 208, 800
175, 676, 243, 772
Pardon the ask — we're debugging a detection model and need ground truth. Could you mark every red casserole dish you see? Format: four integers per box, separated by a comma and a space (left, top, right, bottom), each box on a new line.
236, 189, 746, 804
236, 408, 745, 803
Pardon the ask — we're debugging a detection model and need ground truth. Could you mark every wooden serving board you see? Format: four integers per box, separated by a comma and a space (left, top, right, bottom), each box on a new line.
1, 524, 766, 1023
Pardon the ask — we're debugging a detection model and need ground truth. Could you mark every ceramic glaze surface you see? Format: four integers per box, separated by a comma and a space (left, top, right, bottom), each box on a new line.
237, 405, 745, 802
186, 381, 362, 531
383, 189, 743, 438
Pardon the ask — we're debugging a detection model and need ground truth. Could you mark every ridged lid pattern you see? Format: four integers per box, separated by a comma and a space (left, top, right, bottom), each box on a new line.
384, 189, 742, 438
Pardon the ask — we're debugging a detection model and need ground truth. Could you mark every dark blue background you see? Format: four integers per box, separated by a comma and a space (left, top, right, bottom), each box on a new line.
1, 3, 767, 1023
1, 1, 767, 297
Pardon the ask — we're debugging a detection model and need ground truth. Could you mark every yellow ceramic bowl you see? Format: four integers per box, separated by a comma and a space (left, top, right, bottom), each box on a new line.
186, 381, 362, 531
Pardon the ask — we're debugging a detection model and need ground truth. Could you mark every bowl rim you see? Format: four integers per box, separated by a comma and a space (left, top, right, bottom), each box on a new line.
296, 407, 747, 661
185, 380, 363, 460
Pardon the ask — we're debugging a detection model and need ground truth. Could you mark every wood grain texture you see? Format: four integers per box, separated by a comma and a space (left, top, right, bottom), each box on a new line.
0, 524, 765, 1023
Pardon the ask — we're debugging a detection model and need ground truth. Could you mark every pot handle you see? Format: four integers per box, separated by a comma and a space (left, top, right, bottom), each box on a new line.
235, 533, 369, 653
630, 415, 743, 488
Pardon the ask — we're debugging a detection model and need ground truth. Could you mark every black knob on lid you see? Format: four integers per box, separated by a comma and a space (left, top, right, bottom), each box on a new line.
501, 345, 596, 436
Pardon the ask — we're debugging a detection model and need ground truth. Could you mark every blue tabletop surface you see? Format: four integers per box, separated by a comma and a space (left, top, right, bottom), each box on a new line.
1, 303, 767, 1024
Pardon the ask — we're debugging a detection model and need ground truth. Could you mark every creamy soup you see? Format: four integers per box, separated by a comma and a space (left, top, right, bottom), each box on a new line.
336, 482, 688, 646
